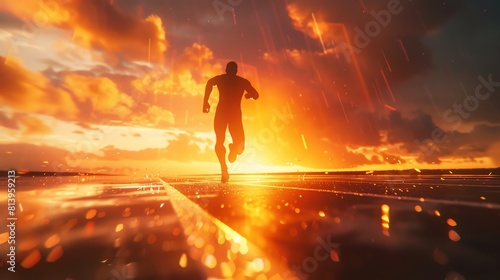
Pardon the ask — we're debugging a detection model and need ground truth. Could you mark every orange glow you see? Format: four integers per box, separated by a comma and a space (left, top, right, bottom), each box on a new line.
204, 254, 217, 269
44, 234, 60, 248
446, 218, 457, 227
448, 230, 461, 242
414, 205, 422, 212
21, 249, 41, 269
0, 0, 498, 175
115, 223, 124, 232
179, 253, 188, 268
0, 232, 8, 244
162, 179, 298, 278
46, 245, 64, 262
84, 222, 95, 236
122, 207, 132, 217
85, 209, 97, 220
330, 249, 340, 262
381, 204, 390, 236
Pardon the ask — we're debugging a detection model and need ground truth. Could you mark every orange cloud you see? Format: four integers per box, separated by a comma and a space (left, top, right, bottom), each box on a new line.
0, 111, 19, 130
130, 105, 175, 127
63, 74, 135, 118
0, 55, 175, 128
19, 116, 52, 135
0, 56, 78, 118
0, 0, 167, 62
132, 43, 222, 96
286, 3, 344, 46
62, 74, 175, 127
97, 133, 212, 163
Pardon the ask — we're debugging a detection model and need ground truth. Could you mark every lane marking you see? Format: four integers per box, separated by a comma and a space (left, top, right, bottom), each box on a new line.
159, 178, 298, 279
230, 181, 500, 210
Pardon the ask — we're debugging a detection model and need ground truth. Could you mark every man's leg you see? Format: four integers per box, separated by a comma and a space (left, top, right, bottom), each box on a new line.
228, 112, 245, 163
214, 111, 229, 182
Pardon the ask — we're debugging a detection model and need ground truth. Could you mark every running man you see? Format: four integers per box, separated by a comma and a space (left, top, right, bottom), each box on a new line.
203, 61, 260, 183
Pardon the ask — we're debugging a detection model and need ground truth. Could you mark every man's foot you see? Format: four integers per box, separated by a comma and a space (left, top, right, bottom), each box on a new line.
221, 168, 229, 183
228, 143, 237, 163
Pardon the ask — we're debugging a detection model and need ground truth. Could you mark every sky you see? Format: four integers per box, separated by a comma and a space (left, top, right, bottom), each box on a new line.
0, 0, 499, 175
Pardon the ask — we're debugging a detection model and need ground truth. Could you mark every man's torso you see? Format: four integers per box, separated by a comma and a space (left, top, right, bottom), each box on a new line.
214, 74, 249, 112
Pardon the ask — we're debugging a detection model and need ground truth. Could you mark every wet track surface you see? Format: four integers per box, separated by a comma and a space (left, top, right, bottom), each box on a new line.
1, 173, 499, 279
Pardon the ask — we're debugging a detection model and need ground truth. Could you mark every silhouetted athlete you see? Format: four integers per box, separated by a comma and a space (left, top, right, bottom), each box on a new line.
203, 61, 259, 183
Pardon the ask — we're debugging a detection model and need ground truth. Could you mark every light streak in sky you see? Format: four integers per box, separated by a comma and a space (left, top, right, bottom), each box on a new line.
312, 13, 327, 54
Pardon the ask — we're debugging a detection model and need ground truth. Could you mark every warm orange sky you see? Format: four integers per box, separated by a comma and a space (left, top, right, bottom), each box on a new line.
1, 0, 499, 175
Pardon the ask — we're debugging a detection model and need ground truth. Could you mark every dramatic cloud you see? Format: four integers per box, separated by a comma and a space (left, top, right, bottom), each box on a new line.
0, 56, 78, 118
132, 43, 222, 96
0, 111, 18, 130
19, 116, 52, 135
0, 56, 175, 128
383, 111, 438, 146
0, 0, 498, 173
0, 0, 167, 62
130, 105, 175, 127
285, 0, 464, 82
64, 74, 135, 118
381, 111, 500, 164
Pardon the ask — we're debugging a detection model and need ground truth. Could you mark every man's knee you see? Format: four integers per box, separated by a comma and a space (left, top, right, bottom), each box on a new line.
215, 142, 225, 151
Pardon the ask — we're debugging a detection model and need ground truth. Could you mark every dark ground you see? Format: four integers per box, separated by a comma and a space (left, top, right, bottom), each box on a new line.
0, 172, 499, 279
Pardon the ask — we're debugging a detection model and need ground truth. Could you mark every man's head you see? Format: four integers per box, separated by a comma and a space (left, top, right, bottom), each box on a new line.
226, 61, 238, 75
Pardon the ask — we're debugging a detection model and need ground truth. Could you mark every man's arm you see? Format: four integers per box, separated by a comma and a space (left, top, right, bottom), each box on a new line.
245, 81, 259, 100
203, 77, 216, 113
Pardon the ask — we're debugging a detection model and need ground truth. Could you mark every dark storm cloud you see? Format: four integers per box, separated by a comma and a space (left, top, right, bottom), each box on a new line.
282, 0, 466, 87
441, 125, 500, 158
381, 111, 500, 164
417, 0, 500, 125
383, 111, 438, 145
380, 111, 446, 163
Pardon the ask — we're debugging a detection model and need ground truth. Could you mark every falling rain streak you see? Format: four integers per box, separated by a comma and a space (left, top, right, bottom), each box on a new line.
312, 13, 327, 54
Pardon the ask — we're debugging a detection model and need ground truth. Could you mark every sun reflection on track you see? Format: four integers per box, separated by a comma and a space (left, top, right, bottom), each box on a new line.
160, 178, 295, 279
